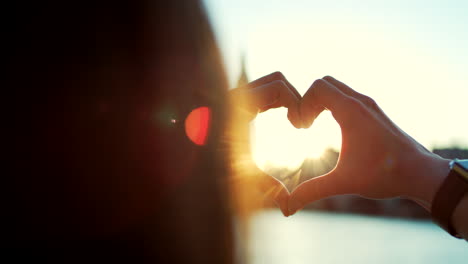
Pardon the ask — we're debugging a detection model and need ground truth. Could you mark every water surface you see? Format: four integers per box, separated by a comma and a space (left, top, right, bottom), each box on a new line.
249, 210, 467, 264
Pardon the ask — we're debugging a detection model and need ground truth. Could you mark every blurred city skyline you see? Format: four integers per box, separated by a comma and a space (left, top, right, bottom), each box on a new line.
203, 0, 468, 153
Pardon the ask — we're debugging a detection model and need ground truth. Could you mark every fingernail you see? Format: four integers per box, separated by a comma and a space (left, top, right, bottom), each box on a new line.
288, 198, 302, 216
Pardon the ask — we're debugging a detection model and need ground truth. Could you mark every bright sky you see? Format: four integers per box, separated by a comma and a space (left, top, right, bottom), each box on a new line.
203, 0, 468, 169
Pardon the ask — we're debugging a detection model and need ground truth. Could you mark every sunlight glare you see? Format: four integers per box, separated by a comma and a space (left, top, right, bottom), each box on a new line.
251, 108, 341, 172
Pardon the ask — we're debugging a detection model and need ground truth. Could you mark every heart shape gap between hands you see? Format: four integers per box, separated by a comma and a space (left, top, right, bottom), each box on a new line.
251, 108, 341, 193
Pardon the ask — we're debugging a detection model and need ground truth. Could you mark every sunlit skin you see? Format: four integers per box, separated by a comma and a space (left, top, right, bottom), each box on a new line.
230, 72, 468, 240
229, 72, 302, 216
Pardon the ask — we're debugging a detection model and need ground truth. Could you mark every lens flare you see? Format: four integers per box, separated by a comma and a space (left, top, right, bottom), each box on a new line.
185, 106, 211, 146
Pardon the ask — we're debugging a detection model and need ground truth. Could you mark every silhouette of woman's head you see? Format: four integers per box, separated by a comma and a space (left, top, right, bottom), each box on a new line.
12, 1, 233, 262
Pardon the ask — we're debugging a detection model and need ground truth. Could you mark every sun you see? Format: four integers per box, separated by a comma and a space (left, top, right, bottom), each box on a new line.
251, 108, 341, 172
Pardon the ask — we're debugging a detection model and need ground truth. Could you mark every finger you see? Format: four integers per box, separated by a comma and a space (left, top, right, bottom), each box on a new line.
258, 174, 290, 217
247, 71, 301, 101
259, 100, 282, 112
323, 76, 382, 113
322, 76, 402, 133
249, 80, 301, 128
288, 171, 348, 215
228, 88, 259, 121
300, 79, 357, 128
270, 185, 290, 217
238, 71, 302, 127
322, 76, 363, 100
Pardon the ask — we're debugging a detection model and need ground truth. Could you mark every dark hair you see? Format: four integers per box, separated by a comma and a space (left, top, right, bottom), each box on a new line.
10, 1, 233, 262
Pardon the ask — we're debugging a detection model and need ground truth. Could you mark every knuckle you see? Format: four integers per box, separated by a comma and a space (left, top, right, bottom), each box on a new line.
361, 95, 378, 109
347, 97, 365, 110
311, 79, 329, 95
312, 78, 327, 88
271, 71, 285, 80
303, 79, 326, 99
353, 100, 372, 118
271, 79, 285, 84
333, 97, 366, 125
341, 97, 366, 115
271, 79, 286, 89
322, 75, 335, 82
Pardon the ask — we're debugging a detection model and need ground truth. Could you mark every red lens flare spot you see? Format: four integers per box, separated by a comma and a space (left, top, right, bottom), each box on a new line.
185, 106, 211, 146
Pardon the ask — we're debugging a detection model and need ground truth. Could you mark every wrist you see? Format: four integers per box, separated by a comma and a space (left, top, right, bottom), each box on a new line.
403, 152, 451, 211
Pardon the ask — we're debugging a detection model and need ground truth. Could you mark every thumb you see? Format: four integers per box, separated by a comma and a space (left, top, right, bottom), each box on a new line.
288, 171, 347, 216
257, 172, 291, 217
271, 187, 290, 217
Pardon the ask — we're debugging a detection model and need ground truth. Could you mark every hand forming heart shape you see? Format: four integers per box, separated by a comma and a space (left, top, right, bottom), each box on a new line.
229, 72, 446, 217
231, 72, 344, 216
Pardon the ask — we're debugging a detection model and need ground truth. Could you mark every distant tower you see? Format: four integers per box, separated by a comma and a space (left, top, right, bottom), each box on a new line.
236, 54, 249, 88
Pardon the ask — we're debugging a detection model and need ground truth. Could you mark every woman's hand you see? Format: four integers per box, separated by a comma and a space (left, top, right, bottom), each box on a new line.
228, 72, 302, 216
229, 71, 302, 127
288, 76, 451, 215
